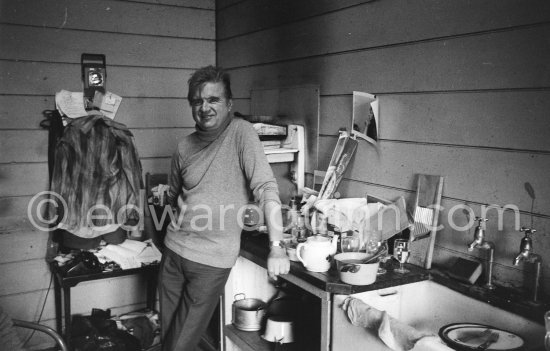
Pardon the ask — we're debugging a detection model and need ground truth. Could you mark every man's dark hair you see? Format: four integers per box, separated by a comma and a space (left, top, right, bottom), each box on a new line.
187, 65, 232, 102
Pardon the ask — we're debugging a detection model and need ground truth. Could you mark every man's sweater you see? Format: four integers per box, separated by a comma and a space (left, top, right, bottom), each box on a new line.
165, 118, 280, 268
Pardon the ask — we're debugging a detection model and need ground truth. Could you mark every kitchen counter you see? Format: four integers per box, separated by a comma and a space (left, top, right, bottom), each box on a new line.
240, 231, 548, 324
240, 232, 429, 295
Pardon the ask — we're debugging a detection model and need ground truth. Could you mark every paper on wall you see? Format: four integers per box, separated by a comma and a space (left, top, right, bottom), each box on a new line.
55, 89, 122, 121
351, 91, 379, 145
55, 90, 88, 118
92, 90, 122, 119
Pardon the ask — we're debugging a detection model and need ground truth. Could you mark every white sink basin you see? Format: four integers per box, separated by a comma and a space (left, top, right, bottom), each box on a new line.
332, 280, 545, 351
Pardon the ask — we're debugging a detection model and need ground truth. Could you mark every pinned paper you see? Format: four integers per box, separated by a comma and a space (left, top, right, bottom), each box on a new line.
55, 90, 88, 118
351, 91, 379, 144
93, 91, 122, 119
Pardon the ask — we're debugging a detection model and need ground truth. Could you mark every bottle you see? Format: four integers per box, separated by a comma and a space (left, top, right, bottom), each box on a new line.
293, 215, 308, 243
287, 197, 299, 237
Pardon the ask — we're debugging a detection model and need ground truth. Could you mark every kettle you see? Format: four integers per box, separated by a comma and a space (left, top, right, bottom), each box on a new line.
296, 235, 339, 272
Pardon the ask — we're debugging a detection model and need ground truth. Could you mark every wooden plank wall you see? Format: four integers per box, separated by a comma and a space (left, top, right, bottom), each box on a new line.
216, 0, 550, 299
0, 0, 214, 347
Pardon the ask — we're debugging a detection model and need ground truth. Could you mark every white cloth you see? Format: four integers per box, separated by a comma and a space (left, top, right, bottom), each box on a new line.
314, 198, 368, 232
343, 297, 434, 351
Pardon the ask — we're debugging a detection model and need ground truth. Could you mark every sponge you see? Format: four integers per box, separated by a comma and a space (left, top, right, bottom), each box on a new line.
448, 258, 482, 284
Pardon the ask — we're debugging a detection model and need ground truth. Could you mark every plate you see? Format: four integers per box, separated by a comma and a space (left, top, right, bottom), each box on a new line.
439, 323, 524, 351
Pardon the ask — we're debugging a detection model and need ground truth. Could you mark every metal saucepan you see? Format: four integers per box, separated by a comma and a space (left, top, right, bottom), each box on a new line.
232, 293, 267, 331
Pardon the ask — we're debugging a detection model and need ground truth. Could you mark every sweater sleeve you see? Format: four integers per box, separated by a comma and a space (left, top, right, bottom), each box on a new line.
237, 121, 281, 207
167, 148, 183, 207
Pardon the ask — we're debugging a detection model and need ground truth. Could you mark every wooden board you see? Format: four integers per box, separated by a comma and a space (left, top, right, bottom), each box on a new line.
1, 0, 215, 39
0, 61, 195, 98
0, 24, 214, 69
226, 25, 550, 97
218, 0, 550, 68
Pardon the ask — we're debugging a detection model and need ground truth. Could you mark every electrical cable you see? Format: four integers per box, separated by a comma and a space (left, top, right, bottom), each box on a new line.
22, 272, 54, 348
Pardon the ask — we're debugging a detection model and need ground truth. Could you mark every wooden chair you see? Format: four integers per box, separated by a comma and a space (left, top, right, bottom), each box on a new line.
408, 174, 445, 269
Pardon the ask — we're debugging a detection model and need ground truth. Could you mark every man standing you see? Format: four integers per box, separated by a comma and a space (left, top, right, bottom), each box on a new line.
159, 66, 290, 351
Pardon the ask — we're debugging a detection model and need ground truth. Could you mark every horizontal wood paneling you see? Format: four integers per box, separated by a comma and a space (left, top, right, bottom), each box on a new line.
133, 128, 192, 158
1, 0, 211, 323
0, 128, 190, 164
1, 24, 214, 69
226, 25, 550, 98
0, 223, 47, 264
130, 0, 215, 10
0, 61, 195, 97
0, 96, 53, 129
319, 91, 550, 152
216, 0, 370, 39
0, 163, 49, 196
0, 131, 48, 163
218, 0, 550, 68
317, 136, 550, 216
0, 260, 51, 296
0, 96, 193, 129
1, 0, 215, 39
0, 196, 34, 218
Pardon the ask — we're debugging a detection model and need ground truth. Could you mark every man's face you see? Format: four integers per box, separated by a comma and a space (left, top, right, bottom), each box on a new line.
190, 82, 232, 131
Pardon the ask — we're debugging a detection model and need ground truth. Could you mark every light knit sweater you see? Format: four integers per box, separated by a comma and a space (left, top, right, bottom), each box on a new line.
164, 117, 280, 268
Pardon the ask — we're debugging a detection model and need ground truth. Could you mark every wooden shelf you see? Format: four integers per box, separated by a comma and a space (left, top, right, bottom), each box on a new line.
224, 325, 298, 351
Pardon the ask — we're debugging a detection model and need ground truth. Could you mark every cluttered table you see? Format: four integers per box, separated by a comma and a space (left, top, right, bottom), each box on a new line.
240, 231, 430, 295
50, 241, 161, 346
225, 231, 430, 351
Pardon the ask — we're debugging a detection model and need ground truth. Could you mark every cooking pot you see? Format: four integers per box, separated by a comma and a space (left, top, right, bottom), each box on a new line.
262, 316, 295, 344
231, 293, 267, 331
334, 252, 379, 285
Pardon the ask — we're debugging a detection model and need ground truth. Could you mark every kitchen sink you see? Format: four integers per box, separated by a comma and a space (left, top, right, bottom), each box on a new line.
332, 280, 545, 351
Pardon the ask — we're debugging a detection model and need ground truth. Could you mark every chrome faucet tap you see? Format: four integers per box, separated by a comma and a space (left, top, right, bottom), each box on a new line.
467, 217, 495, 290
513, 227, 542, 302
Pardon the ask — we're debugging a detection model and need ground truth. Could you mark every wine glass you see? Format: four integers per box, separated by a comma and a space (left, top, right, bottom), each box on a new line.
393, 239, 410, 274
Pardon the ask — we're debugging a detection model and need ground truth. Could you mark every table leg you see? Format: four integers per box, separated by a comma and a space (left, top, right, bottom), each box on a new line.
146, 269, 158, 310
320, 293, 332, 351
53, 273, 62, 334
63, 286, 71, 344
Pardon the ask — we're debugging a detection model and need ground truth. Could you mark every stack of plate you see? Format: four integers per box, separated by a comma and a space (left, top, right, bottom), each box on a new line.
438, 323, 524, 351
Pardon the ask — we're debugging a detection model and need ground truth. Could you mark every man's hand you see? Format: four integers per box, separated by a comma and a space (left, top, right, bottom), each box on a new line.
267, 246, 290, 280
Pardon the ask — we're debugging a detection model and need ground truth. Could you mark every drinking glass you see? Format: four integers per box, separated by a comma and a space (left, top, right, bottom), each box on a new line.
340, 233, 361, 252
363, 228, 387, 275
393, 238, 410, 274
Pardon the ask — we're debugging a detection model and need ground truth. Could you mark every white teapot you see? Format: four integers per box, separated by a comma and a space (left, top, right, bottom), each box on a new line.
296, 235, 339, 272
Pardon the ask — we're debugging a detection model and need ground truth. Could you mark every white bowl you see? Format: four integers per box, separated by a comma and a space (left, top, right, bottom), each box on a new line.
334, 252, 379, 285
